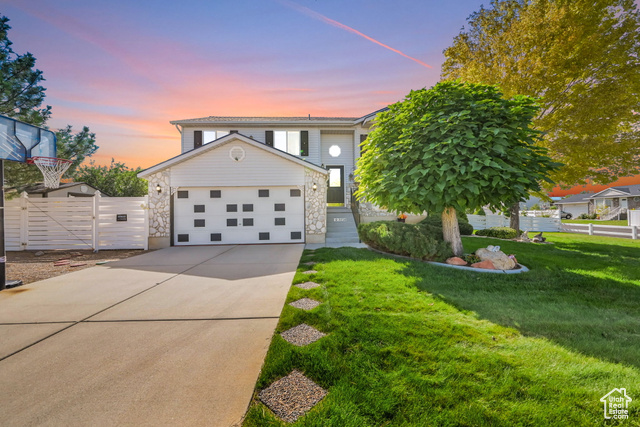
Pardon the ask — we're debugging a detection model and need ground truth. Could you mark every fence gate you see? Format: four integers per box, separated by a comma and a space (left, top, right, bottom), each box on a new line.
5, 192, 148, 251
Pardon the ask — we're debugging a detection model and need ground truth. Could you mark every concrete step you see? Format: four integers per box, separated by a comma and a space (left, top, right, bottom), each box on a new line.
326, 237, 361, 243
327, 233, 359, 239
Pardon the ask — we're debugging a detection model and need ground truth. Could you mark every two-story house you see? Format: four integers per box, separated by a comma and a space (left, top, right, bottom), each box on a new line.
139, 110, 384, 248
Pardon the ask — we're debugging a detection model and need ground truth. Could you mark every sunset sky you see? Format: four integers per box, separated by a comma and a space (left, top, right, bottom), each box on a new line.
2, 0, 483, 167
2, 0, 639, 194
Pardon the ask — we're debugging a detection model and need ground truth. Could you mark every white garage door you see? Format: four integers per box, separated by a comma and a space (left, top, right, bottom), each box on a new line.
173, 187, 305, 245
562, 203, 588, 218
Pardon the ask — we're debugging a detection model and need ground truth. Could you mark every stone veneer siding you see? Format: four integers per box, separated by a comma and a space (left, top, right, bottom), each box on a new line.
305, 168, 327, 239
147, 170, 171, 238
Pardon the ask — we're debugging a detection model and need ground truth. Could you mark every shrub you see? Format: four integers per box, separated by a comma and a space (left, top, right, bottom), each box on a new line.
475, 227, 519, 239
420, 213, 474, 236
358, 221, 452, 261
577, 213, 598, 219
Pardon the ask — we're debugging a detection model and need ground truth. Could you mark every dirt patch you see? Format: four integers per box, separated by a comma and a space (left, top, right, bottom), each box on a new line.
6, 249, 151, 285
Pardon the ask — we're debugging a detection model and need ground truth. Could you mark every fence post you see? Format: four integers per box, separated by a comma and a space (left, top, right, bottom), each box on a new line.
19, 192, 28, 251
92, 191, 101, 252
633, 226, 638, 240
588, 223, 594, 236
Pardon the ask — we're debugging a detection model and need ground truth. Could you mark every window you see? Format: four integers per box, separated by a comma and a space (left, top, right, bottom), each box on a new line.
243, 218, 254, 226
290, 189, 301, 197
194, 205, 205, 213
177, 234, 189, 242
211, 233, 222, 242
227, 204, 238, 212
194, 219, 205, 227
259, 189, 270, 197
177, 191, 189, 199
259, 232, 270, 241
210, 190, 221, 198
227, 218, 238, 227
271, 131, 307, 156
203, 130, 230, 144
291, 231, 302, 240
275, 218, 286, 226
275, 203, 286, 211
243, 204, 253, 212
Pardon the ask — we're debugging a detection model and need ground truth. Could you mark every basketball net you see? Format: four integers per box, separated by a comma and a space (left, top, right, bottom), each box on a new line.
27, 156, 73, 189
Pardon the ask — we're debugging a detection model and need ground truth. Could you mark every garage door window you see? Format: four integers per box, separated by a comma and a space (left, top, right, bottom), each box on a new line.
259, 232, 270, 240
210, 190, 221, 198
291, 232, 302, 240
243, 218, 254, 226
290, 189, 301, 197
194, 205, 205, 213
227, 219, 238, 227
194, 219, 205, 227
178, 234, 189, 242
275, 203, 285, 211
227, 204, 238, 212
210, 233, 222, 242
275, 218, 286, 226
259, 189, 269, 197
243, 204, 253, 212
177, 191, 189, 199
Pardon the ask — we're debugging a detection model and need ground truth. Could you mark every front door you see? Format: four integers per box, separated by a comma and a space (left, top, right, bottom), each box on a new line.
326, 166, 344, 204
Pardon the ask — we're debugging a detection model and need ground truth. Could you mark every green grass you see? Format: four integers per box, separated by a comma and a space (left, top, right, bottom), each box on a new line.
563, 219, 629, 226
244, 233, 640, 426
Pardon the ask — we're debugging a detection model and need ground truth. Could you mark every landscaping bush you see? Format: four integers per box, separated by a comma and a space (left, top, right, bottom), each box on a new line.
358, 221, 452, 261
577, 213, 598, 219
475, 227, 519, 239
420, 213, 474, 236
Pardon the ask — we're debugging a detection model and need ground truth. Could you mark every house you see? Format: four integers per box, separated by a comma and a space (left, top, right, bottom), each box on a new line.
139, 112, 385, 248
16, 182, 102, 198
555, 192, 593, 218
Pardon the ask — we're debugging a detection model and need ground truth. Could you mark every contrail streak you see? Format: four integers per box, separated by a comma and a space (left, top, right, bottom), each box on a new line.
277, 0, 432, 69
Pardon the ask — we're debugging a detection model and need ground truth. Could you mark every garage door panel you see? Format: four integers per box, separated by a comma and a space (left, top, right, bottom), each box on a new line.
174, 187, 304, 245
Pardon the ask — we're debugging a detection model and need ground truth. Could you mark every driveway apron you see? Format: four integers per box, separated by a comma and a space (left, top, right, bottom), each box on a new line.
0, 244, 303, 426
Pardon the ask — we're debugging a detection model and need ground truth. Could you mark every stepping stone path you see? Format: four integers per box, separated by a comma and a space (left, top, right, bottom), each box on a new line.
289, 298, 321, 310
295, 281, 320, 290
301, 270, 317, 275
281, 323, 326, 347
303, 261, 317, 266
259, 370, 327, 423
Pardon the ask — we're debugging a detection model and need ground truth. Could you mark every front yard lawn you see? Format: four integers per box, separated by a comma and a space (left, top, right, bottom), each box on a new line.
244, 233, 640, 426
562, 219, 629, 226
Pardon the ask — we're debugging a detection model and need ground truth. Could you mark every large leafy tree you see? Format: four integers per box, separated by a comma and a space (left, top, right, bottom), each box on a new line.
0, 15, 99, 188
356, 81, 560, 256
73, 159, 147, 197
442, 0, 640, 186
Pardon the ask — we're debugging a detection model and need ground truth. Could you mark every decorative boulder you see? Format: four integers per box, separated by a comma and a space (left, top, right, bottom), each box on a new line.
446, 257, 467, 266
475, 247, 516, 270
471, 260, 496, 270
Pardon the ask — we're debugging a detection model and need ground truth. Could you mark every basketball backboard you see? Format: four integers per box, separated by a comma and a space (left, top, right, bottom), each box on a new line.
0, 114, 56, 162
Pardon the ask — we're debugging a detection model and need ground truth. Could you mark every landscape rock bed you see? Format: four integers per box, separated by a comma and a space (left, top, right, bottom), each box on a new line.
281, 323, 326, 347
259, 370, 327, 423
289, 298, 321, 310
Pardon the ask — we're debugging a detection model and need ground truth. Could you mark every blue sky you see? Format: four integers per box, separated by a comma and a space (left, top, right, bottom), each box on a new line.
2, 0, 487, 166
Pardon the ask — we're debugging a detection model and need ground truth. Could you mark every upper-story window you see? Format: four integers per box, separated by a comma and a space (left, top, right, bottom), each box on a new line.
203, 130, 229, 144
265, 130, 309, 156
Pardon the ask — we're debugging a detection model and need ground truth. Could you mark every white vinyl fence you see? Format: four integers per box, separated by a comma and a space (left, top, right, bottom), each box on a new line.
561, 223, 639, 240
468, 214, 562, 232
5, 192, 149, 251
630, 210, 640, 227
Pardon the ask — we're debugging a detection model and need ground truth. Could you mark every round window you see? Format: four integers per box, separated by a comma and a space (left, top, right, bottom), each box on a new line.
329, 145, 341, 157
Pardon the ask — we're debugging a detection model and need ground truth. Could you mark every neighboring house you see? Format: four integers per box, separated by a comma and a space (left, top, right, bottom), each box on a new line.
555, 193, 593, 218
18, 182, 102, 198
556, 184, 640, 219
139, 111, 385, 248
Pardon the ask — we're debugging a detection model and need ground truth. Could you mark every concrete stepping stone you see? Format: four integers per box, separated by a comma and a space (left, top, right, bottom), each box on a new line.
281, 323, 326, 347
303, 261, 317, 266
259, 370, 327, 423
295, 281, 320, 290
289, 298, 321, 310
301, 270, 317, 274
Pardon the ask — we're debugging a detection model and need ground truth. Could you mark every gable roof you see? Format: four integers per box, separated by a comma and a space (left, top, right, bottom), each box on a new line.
557, 192, 593, 204
590, 184, 640, 198
13, 182, 101, 195
138, 133, 328, 178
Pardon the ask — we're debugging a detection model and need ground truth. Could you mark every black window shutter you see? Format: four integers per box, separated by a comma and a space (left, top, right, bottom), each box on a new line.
265, 130, 274, 147
300, 131, 309, 156
194, 130, 203, 149
359, 134, 368, 155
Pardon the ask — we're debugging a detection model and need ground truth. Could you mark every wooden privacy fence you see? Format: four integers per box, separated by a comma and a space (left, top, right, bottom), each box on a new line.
561, 223, 639, 240
467, 214, 562, 232
5, 192, 149, 251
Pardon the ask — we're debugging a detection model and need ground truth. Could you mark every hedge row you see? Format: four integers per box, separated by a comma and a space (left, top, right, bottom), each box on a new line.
475, 227, 519, 239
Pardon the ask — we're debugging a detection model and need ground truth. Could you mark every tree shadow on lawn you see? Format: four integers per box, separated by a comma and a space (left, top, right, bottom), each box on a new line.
397, 237, 640, 369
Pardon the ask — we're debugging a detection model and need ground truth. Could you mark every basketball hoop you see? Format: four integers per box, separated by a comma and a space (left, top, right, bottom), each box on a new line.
27, 156, 73, 189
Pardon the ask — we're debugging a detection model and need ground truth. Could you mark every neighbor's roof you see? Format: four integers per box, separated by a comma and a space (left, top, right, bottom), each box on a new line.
590, 183, 640, 198
557, 192, 593, 204
17, 182, 98, 195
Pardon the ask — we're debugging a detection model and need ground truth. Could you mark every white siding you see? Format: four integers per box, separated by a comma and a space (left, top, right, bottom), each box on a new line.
170, 140, 305, 187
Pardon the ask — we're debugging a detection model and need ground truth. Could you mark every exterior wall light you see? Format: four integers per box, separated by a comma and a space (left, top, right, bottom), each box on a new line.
156, 184, 162, 194
312, 183, 317, 191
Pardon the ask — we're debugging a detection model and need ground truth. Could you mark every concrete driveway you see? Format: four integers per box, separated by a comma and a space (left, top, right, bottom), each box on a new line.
0, 244, 303, 426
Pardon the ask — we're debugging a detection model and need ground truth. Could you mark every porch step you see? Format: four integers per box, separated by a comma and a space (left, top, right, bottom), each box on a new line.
325, 206, 360, 244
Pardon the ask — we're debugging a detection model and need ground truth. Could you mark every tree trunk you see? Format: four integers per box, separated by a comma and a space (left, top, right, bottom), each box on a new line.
442, 206, 463, 257
509, 203, 520, 233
